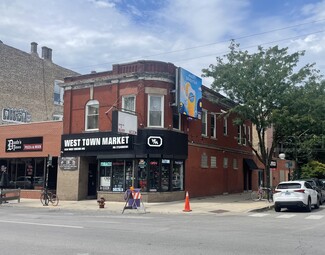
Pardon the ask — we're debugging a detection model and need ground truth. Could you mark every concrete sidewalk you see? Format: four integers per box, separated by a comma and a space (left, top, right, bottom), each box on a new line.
1, 192, 274, 214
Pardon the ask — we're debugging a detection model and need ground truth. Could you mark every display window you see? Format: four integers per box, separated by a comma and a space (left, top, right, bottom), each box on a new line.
161, 159, 171, 191
149, 160, 160, 191
0, 157, 56, 190
112, 161, 124, 192
173, 160, 184, 191
99, 161, 112, 191
99, 159, 184, 193
99, 160, 133, 192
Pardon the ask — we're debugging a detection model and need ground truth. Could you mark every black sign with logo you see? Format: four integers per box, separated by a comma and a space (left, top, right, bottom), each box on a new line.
6, 137, 43, 152
61, 132, 133, 155
147, 136, 163, 148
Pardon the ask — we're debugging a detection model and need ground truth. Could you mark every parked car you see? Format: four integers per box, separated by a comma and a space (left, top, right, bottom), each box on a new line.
298, 178, 325, 205
273, 180, 320, 212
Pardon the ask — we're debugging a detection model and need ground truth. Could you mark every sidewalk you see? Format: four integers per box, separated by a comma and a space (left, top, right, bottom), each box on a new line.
1, 192, 274, 214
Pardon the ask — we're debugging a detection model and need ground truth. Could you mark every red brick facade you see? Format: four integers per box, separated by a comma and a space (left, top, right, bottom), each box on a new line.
61, 60, 257, 199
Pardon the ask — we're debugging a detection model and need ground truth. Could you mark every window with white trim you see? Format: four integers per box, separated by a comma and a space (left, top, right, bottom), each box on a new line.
148, 95, 164, 127
201, 153, 208, 168
54, 80, 64, 105
211, 156, 217, 168
210, 113, 216, 138
243, 124, 247, 145
201, 109, 207, 136
237, 125, 242, 144
122, 95, 136, 112
223, 117, 228, 135
248, 126, 251, 143
223, 157, 228, 168
85, 100, 99, 131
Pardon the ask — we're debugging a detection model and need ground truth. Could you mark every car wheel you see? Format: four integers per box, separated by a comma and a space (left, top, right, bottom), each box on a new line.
274, 205, 281, 212
306, 198, 312, 212
315, 197, 320, 209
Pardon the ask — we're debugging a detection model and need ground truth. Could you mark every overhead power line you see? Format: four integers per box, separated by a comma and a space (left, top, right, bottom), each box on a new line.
69, 17, 325, 72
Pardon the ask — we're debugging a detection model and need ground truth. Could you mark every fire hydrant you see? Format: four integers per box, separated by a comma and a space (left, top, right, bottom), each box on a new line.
97, 197, 105, 208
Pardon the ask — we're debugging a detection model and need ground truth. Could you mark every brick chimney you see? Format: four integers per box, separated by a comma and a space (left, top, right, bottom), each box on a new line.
31, 42, 38, 56
42, 46, 48, 59
41, 46, 52, 62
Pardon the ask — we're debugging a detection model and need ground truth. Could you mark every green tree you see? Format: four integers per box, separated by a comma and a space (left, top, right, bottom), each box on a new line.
301, 160, 325, 179
202, 40, 321, 190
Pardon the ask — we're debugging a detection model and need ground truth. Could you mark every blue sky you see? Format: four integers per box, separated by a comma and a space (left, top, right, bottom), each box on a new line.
1, 0, 325, 85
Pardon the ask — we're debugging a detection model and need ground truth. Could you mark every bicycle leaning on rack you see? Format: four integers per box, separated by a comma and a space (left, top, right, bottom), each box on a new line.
40, 189, 59, 206
251, 186, 273, 202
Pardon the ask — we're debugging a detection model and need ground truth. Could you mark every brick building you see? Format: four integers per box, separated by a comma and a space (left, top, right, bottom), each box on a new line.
0, 41, 78, 197
0, 41, 79, 123
59, 60, 258, 201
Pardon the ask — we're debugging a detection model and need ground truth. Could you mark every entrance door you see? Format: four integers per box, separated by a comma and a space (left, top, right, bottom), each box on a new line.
88, 164, 97, 197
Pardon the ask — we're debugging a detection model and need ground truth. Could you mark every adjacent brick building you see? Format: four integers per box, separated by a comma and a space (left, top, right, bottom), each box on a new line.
0, 41, 79, 123
0, 41, 78, 197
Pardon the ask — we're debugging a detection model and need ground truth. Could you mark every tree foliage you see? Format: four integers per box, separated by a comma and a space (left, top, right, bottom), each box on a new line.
202, 40, 322, 187
301, 160, 325, 179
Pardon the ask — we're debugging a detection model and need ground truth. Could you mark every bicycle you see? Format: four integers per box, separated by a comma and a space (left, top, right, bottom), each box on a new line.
251, 186, 273, 202
40, 189, 59, 206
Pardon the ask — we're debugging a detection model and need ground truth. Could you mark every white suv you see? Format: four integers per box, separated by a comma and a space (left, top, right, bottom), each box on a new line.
273, 181, 320, 212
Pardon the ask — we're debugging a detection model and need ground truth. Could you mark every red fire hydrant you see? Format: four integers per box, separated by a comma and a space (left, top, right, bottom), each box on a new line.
97, 197, 105, 208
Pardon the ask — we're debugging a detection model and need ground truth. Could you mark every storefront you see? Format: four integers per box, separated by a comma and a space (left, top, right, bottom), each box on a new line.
59, 129, 188, 201
0, 121, 62, 198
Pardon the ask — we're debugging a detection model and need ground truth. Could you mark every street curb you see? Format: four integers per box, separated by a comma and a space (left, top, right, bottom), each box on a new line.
249, 204, 274, 212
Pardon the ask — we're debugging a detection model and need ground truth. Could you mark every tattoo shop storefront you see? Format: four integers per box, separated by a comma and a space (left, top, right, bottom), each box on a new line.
58, 129, 188, 202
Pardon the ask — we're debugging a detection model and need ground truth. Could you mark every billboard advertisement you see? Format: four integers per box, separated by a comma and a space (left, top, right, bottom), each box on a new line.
178, 67, 202, 119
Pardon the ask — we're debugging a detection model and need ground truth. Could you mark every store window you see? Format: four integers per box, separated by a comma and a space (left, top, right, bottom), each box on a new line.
99, 160, 134, 192
161, 159, 171, 191
172, 161, 184, 191
138, 162, 147, 192
85, 100, 99, 131
112, 161, 124, 192
148, 95, 164, 127
99, 161, 112, 191
149, 160, 160, 191
4, 157, 56, 190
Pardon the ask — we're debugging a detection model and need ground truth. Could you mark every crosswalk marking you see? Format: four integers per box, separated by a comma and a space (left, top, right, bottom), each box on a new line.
305, 215, 324, 220
276, 214, 296, 219
249, 213, 269, 217
248, 213, 324, 220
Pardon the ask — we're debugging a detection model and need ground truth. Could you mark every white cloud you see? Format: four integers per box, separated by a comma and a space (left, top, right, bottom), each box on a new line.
1, 0, 325, 84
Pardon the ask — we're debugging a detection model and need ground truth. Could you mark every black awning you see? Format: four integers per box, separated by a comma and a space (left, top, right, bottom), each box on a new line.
244, 158, 258, 170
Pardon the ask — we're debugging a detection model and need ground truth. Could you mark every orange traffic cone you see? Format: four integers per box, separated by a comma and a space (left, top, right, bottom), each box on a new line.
183, 191, 192, 212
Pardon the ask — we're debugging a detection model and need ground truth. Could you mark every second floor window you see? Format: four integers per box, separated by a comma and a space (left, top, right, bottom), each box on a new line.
85, 100, 99, 131
210, 114, 216, 138
201, 110, 207, 136
223, 117, 228, 135
54, 80, 64, 105
148, 95, 164, 127
122, 95, 136, 112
